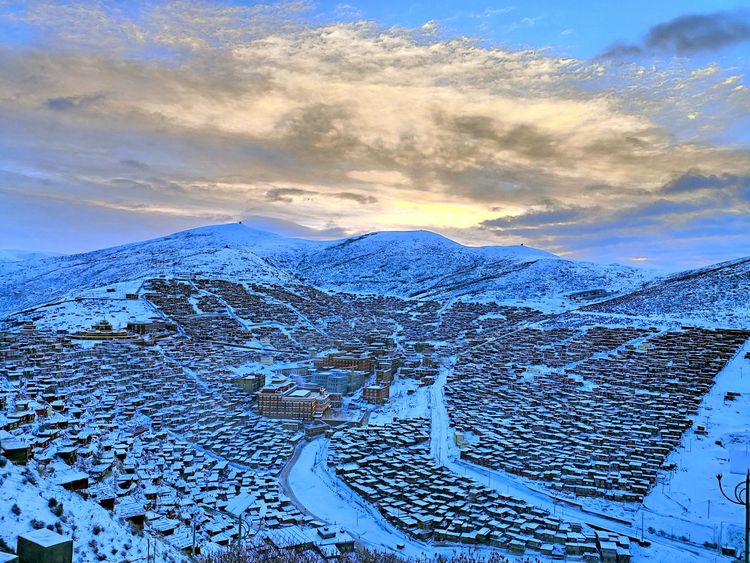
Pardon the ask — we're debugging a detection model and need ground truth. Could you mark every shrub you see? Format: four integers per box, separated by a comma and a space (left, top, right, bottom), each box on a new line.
199, 541, 533, 563
11, 504, 21, 516
92, 524, 104, 536
22, 469, 37, 486
30, 519, 45, 530
0, 537, 13, 554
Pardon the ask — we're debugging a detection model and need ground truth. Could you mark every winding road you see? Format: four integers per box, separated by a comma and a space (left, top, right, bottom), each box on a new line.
282, 347, 734, 562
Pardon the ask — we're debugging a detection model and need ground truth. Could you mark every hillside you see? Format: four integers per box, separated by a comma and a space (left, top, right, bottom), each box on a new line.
585, 256, 750, 327
0, 225, 298, 317
292, 230, 557, 296
0, 223, 654, 317
0, 249, 64, 263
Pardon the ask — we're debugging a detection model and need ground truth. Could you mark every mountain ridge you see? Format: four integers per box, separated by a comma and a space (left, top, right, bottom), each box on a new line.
0, 222, 677, 319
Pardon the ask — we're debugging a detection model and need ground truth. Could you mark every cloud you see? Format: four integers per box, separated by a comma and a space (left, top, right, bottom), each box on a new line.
0, 1, 748, 269
477, 178, 750, 269
662, 171, 750, 194
481, 202, 587, 231
602, 11, 750, 58
333, 192, 377, 204
265, 187, 310, 203
265, 186, 377, 204
46, 93, 105, 111
119, 159, 150, 170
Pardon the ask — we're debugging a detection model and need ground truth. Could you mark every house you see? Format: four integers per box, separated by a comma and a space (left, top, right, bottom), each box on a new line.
363, 384, 389, 405
1, 438, 30, 464
16, 529, 73, 563
257, 378, 331, 421
56, 470, 89, 491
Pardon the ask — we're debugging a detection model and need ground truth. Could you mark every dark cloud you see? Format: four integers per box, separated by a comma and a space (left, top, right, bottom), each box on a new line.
120, 159, 150, 170
279, 103, 359, 159
662, 171, 750, 194
601, 11, 750, 58
265, 187, 377, 205
481, 203, 588, 231
448, 116, 560, 160
332, 192, 377, 204
478, 195, 742, 269
265, 187, 310, 203
46, 93, 105, 111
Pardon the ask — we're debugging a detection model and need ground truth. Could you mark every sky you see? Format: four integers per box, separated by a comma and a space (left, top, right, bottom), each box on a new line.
0, 1, 748, 271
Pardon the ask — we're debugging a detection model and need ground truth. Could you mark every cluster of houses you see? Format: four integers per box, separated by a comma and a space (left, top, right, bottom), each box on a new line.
10, 273, 729, 561
3, 278, 508, 559
447, 325, 750, 502
328, 419, 632, 562
0, 324, 351, 557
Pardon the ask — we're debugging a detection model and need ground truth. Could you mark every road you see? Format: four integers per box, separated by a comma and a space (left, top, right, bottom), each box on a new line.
429, 361, 726, 562
281, 320, 734, 561
281, 437, 491, 559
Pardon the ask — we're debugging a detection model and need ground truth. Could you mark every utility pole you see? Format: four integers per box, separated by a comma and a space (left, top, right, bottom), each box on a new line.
716, 470, 749, 563
641, 512, 644, 543
192, 517, 196, 557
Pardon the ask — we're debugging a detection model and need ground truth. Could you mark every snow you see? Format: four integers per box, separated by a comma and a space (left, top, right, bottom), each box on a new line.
0, 460, 186, 562
0, 222, 658, 319
640, 338, 750, 556
0, 249, 64, 263
589, 256, 750, 328
17, 528, 68, 548
428, 359, 727, 562
3, 222, 750, 562
287, 438, 522, 561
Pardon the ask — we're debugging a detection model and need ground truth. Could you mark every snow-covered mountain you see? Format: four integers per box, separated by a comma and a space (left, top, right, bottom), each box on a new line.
291, 229, 650, 302
0, 224, 300, 316
586, 256, 750, 327
0, 249, 63, 262
0, 223, 656, 317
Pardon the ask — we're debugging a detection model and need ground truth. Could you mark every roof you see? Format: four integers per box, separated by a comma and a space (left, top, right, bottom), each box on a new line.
55, 470, 89, 484
18, 528, 72, 548
225, 492, 257, 516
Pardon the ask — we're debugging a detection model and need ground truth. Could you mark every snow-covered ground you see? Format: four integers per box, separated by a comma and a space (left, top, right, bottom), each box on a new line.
0, 460, 185, 562
0, 223, 659, 318
641, 338, 750, 555
15, 297, 155, 332
4, 224, 750, 562
287, 438, 525, 561
283, 340, 747, 562
367, 377, 432, 424
426, 361, 733, 562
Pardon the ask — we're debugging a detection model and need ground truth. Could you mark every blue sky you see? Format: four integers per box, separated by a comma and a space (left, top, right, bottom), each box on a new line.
312, 0, 748, 57
0, 1, 748, 270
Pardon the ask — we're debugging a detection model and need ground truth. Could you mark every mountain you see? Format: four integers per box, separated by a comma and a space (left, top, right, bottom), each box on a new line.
291, 230, 650, 302
585, 256, 750, 327
0, 249, 64, 262
0, 223, 655, 317
292, 230, 555, 296
0, 224, 299, 316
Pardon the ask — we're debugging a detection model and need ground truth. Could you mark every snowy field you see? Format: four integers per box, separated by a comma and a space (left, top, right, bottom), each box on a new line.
642, 338, 750, 555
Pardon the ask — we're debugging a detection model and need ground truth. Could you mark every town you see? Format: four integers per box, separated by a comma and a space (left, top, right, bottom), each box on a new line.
1, 274, 749, 562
